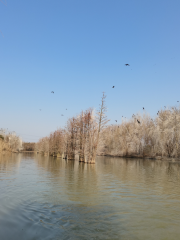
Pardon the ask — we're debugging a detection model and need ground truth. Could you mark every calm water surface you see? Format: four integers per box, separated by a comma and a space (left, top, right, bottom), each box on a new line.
0, 154, 180, 240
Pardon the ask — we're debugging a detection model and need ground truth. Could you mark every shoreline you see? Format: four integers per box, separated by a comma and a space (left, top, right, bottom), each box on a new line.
2, 150, 180, 162
98, 154, 180, 161
4, 151, 180, 162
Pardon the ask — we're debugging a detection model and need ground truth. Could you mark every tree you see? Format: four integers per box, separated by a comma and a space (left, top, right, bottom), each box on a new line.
90, 92, 109, 163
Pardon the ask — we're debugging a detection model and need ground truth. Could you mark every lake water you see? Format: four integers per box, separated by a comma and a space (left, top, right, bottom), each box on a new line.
0, 154, 180, 240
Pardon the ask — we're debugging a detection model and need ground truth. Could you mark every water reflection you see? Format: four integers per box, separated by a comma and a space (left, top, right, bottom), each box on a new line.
0, 154, 180, 240
0, 153, 22, 172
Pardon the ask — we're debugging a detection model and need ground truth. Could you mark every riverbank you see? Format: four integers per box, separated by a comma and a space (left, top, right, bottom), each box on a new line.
36, 102, 180, 163
0, 139, 11, 153
99, 153, 180, 161
30, 151, 180, 162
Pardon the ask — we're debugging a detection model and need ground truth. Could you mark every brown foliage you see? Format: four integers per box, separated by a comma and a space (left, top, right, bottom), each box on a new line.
36, 94, 109, 163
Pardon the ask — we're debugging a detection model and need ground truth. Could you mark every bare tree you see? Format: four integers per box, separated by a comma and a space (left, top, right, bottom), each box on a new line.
90, 93, 109, 163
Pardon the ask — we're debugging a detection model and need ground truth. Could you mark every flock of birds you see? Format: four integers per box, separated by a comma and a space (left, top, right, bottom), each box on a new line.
112, 64, 179, 125
40, 63, 179, 125
39, 64, 131, 117
119, 102, 179, 125
113, 63, 142, 124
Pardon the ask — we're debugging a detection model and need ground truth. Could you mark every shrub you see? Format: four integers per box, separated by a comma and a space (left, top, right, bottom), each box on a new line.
0, 135, 4, 141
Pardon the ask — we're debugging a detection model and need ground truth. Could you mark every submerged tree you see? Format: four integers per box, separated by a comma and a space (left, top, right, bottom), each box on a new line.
36, 95, 180, 160
35, 93, 109, 163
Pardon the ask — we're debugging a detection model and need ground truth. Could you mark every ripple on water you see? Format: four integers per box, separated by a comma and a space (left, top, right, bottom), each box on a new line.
0, 154, 180, 240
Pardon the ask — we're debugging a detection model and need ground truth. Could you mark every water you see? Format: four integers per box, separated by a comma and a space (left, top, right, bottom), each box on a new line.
0, 154, 180, 240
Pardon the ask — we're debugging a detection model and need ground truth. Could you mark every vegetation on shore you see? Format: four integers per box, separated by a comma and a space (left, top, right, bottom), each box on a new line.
22, 142, 36, 151
103, 107, 180, 159
0, 129, 22, 153
36, 93, 108, 163
36, 94, 180, 162
37, 94, 180, 162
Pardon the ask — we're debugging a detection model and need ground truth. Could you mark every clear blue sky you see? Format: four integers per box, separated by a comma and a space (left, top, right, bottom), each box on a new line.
0, 0, 180, 142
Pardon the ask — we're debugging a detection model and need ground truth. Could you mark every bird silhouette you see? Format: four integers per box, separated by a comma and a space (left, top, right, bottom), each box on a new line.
66, 109, 67, 110
112, 86, 115, 88
51, 91, 54, 93
137, 120, 141, 124
61, 114, 64, 116
177, 101, 179, 102
125, 64, 130, 66
39, 109, 41, 111
143, 107, 144, 110
115, 120, 117, 122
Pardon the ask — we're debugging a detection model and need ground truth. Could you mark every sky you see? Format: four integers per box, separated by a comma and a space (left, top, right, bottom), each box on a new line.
0, 0, 180, 142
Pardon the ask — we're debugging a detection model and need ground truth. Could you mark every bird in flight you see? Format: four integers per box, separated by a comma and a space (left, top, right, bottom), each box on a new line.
51, 91, 54, 94
115, 120, 117, 122
112, 86, 115, 88
137, 120, 141, 124
61, 114, 64, 116
66, 109, 67, 110
125, 64, 130, 66
39, 109, 41, 111
177, 101, 179, 102
143, 107, 144, 110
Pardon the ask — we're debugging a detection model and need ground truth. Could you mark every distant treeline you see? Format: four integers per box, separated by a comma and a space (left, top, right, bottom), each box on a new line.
23, 142, 35, 151
36, 95, 180, 162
